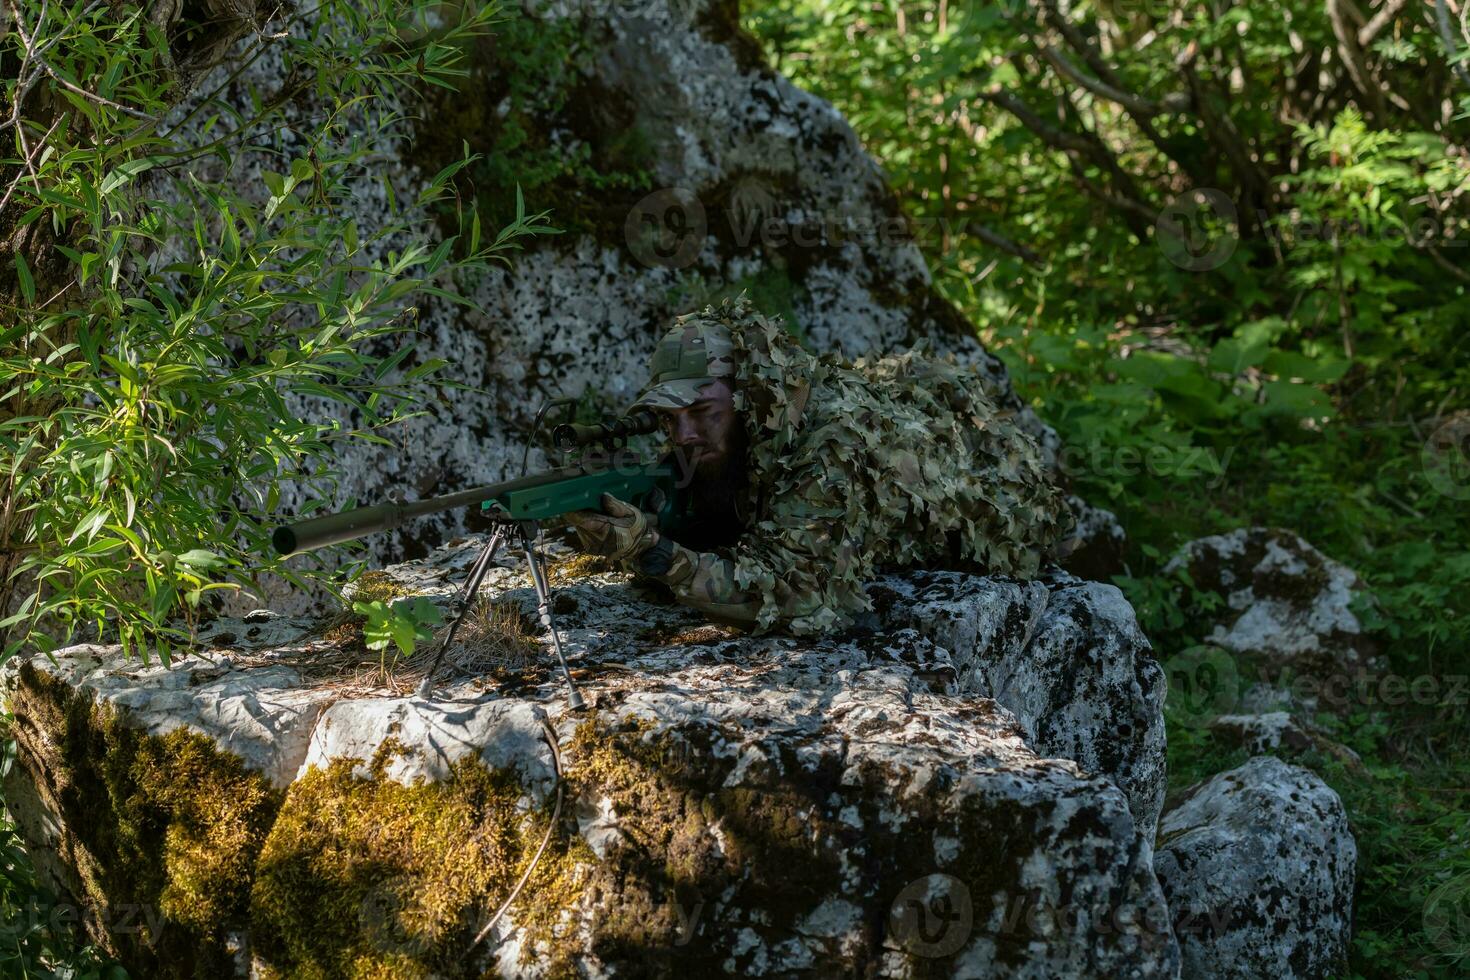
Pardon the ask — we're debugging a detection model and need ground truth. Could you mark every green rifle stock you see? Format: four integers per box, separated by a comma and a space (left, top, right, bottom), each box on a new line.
271, 457, 691, 556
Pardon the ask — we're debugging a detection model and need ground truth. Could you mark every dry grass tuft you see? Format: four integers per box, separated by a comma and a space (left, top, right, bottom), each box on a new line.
405, 597, 543, 678
348, 570, 409, 605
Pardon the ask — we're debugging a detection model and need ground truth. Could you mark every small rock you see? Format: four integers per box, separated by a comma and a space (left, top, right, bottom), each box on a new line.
1156, 755, 1356, 979
1209, 712, 1363, 770
1058, 494, 1127, 581
1165, 527, 1375, 687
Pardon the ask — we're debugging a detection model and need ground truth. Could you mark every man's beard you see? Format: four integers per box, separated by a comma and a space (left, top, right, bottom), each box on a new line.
666, 426, 750, 552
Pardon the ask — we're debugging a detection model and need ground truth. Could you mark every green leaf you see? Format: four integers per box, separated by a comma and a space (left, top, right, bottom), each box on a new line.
1262, 380, 1334, 418
14, 253, 36, 306
177, 549, 225, 570
99, 157, 158, 196
1208, 338, 1269, 375
1262, 350, 1350, 383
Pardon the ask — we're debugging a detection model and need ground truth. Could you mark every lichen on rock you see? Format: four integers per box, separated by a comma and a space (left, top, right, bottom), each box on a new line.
1164, 526, 1375, 685
1155, 755, 1357, 979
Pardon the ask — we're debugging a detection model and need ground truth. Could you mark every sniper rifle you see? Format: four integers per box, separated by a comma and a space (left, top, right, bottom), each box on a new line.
271, 400, 693, 707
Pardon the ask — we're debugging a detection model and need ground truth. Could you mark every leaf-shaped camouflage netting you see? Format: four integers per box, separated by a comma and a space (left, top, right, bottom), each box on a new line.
665, 294, 1072, 635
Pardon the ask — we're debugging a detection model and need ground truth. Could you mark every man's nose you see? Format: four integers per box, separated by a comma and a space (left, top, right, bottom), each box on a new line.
673, 414, 701, 444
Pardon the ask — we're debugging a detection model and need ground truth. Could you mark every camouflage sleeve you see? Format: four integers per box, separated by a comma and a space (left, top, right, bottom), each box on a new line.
637, 467, 870, 635
636, 537, 765, 628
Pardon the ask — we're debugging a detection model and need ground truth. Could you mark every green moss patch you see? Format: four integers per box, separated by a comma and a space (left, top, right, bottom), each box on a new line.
250, 739, 591, 978
8, 663, 282, 978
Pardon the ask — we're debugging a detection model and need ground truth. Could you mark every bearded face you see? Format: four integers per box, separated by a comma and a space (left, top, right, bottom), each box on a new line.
654, 377, 750, 550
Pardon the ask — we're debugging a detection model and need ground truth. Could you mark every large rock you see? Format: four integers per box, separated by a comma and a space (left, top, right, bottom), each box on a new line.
2, 542, 1181, 978
871, 569, 1167, 838
1155, 755, 1356, 979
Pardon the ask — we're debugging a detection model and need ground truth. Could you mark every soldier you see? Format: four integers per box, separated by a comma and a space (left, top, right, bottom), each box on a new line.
564, 295, 1073, 635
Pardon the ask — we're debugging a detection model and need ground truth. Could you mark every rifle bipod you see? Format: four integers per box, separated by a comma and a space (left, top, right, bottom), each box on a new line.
415, 520, 585, 710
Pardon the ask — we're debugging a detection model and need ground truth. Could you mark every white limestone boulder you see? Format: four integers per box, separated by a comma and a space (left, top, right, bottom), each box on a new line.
1163, 527, 1374, 688
1155, 755, 1356, 979
870, 569, 1168, 839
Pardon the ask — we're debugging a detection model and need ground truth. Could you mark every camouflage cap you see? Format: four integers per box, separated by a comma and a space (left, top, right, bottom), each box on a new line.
630, 310, 739, 411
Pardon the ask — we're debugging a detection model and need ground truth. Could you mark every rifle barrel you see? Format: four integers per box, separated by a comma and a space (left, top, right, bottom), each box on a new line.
270, 468, 596, 556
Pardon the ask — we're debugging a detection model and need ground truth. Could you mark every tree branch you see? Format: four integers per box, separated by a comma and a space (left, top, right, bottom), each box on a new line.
1358, 0, 1413, 47
1036, 43, 1183, 120
1177, 42, 1277, 215
979, 86, 1094, 154
1436, 0, 1470, 89
962, 221, 1045, 265
1327, 0, 1389, 117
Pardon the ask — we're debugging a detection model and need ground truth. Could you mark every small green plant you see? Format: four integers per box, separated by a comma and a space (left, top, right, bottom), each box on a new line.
353, 597, 445, 659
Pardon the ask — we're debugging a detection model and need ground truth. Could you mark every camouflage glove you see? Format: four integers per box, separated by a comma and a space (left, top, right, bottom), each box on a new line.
564, 493, 659, 564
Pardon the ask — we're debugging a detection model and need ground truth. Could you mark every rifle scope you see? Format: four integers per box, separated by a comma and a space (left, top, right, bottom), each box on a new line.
551, 409, 660, 452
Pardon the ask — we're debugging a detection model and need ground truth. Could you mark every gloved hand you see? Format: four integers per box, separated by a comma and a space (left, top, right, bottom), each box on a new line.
563, 493, 659, 563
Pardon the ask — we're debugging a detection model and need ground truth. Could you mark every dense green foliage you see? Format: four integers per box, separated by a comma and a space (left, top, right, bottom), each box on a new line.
0, 0, 554, 667
745, 0, 1469, 975
3, 0, 1467, 973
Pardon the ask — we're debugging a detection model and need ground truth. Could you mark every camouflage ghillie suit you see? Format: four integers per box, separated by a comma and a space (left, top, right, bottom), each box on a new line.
616, 296, 1072, 635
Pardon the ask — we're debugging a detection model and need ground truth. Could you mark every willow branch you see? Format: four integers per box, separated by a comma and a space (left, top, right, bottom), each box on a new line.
962, 221, 1045, 265
1327, 0, 1389, 116
1358, 0, 1413, 47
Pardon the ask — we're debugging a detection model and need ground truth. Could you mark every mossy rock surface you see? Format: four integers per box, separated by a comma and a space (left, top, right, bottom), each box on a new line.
3, 550, 1191, 978
4, 662, 284, 978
